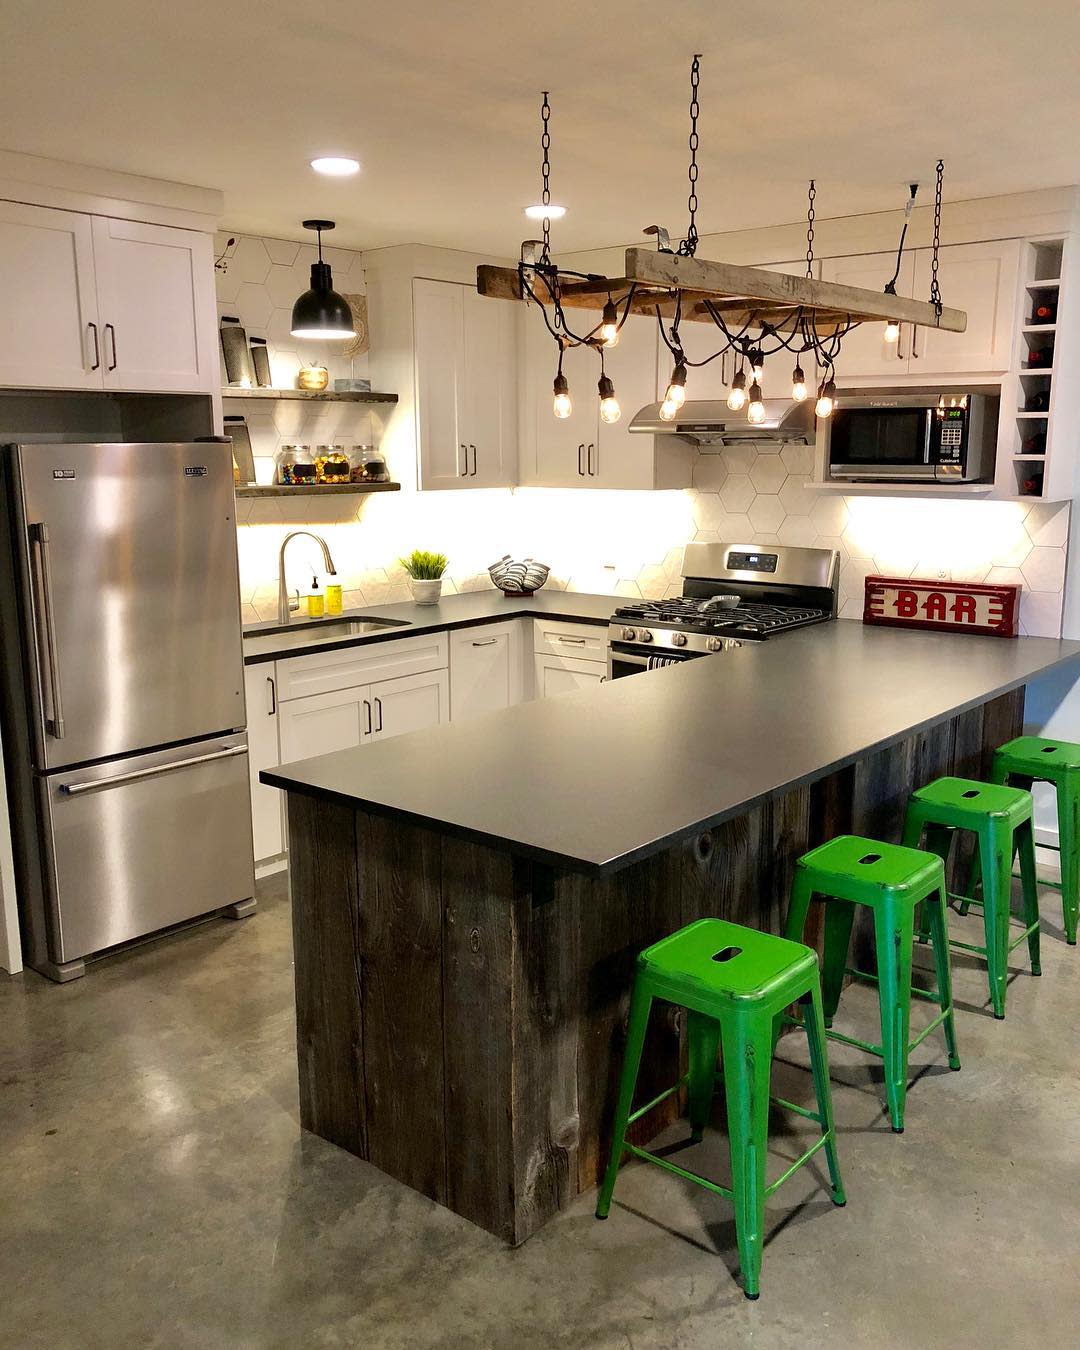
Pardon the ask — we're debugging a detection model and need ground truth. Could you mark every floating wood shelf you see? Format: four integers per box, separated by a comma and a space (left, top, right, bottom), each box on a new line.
222, 388, 397, 404
477, 246, 968, 335
235, 482, 401, 498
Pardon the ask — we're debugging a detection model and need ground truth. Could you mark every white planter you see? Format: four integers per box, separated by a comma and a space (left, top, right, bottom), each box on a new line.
410, 578, 443, 605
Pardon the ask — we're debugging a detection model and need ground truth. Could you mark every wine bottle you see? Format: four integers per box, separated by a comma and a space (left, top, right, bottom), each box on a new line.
1030, 298, 1057, 325
1024, 390, 1050, 413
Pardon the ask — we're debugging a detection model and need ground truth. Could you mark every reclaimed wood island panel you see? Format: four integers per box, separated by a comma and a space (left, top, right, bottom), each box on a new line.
265, 624, 1080, 1245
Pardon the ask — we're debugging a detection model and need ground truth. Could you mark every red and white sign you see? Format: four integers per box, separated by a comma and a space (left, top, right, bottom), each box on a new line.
863, 576, 1021, 638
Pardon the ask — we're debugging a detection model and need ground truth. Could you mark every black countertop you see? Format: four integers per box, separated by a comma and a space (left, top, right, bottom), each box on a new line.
262, 622, 1080, 875
242, 589, 617, 664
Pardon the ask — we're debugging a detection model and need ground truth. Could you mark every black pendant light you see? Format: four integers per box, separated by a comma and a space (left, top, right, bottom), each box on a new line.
290, 219, 356, 340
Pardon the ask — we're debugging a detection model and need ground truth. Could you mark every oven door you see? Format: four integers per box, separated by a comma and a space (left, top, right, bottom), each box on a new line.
826, 405, 935, 479
608, 644, 702, 679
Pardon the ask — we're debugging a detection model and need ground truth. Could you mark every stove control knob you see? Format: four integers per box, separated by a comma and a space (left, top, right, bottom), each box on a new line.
671, 632, 688, 647
706, 636, 724, 653
622, 626, 637, 641
639, 629, 653, 643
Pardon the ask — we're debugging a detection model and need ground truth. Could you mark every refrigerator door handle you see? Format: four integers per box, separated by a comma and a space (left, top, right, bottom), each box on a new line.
59, 744, 247, 797
29, 523, 65, 739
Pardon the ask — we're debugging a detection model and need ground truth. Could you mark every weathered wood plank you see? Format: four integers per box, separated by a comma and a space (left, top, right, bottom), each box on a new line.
357, 810, 446, 1204
286, 792, 365, 1156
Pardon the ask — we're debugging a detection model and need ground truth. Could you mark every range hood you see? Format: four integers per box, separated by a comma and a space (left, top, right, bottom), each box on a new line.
628, 398, 816, 447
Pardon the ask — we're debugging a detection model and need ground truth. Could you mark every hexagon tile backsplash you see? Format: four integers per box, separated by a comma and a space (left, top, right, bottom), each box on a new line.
221, 232, 1070, 638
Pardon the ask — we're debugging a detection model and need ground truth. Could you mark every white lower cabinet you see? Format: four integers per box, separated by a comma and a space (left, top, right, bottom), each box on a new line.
531, 618, 609, 697
243, 663, 284, 863
449, 621, 525, 720
371, 668, 449, 739
278, 685, 369, 762
534, 653, 607, 697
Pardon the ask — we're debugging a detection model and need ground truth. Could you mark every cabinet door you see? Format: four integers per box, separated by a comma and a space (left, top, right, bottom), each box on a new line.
449, 623, 522, 721
819, 251, 915, 378
414, 278, 467, 487
278, 685, 371, 763
534, 652, 606, 697
525, 317, 598, 486
91, 216, 216, 393
462, 290, 516, 486
592, 311, 660, 488
0, 202, 100, 389
371, 668, 449, 740
243, 663, 284, 862
909, 240, 1019, 375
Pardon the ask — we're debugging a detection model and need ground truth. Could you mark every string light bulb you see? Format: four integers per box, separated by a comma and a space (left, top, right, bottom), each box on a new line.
747, 380, 766, 424
791, 364, 808, 402
884, 319, 901, 343
659, 398, 680, 422
552, 368, 572, 419
815, 378, 837, 418
726, 369, 747, 411
599, 298, 620, 348
749, 350, 764, 384
598, 373, 621, 424
664, 360, 688, 409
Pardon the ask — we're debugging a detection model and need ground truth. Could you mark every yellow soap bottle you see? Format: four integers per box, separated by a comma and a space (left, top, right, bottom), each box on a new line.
326, 582, 343, 615
307, 574, 325, 618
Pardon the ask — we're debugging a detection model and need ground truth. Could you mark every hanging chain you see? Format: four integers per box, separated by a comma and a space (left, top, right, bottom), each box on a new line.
678, 55, 702, 257
805, 180, 816, 277
929, 158, 944, 316
539, 92, 553, 264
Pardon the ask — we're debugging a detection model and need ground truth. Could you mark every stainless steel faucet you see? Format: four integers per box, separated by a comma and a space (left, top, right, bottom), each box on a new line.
278, 531, 338, 623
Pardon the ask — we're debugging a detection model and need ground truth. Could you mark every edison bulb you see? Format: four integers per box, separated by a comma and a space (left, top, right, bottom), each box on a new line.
659, 398, 679, 421
600, 396, 621, 424
600, 299, 620, 348
815, 379, 836, 418
664, 361, 687, 408
726, 371, 747, 411
747, 380, 765, 424
552, 372, 571, 419
791, 365, 808, 402
884, 319, 901, 344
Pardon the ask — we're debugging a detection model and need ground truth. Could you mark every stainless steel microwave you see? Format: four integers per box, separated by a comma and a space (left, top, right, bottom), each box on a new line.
823, 391, 998, 483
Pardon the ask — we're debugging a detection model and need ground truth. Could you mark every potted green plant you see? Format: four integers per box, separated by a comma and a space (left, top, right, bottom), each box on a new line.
400, 549, 449, 605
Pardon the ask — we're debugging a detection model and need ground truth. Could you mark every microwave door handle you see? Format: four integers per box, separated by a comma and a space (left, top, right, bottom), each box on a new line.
923, 409, 935, 467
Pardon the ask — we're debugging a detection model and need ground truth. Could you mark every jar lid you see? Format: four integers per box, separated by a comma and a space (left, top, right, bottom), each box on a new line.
351, 444, 376, 451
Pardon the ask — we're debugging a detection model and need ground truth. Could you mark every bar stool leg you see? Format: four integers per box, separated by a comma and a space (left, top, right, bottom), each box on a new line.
595, 982, 653, 1219
873, 898, 914, 1133
1057, 778, 1080, 945
821, 900, 856, 1027
801, 984, 846, 1207
924, 885, 961, 1071
981, 826, 1011, 1019
687, 1010, 722, 1143
1016, 819, 1041, 975
720, 1015, 773, 1300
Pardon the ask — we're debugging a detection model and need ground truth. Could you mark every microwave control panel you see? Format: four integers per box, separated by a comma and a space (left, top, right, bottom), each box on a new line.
934, 407, 968, 465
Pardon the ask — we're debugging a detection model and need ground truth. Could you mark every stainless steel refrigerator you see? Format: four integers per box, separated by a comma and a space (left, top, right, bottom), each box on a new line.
0, 441, 255, 982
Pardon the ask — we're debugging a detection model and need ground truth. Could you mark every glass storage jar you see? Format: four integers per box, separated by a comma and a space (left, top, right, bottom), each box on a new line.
315, 445, 350, 484
351, 444, 390, 483
276, 444, 316, 485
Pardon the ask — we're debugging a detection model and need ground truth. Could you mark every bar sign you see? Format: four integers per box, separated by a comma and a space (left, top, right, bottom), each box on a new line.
863, 576, 1022, 638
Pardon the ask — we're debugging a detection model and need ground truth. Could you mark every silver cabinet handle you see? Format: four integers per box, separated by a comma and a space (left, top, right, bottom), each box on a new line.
896, 325, 905, 361
587, 443, 597, 476
104, 322, 117, 371
471, 637, 498, 646
578, 444, 585, 476
363, 699, 372, 735
911, 322, 919, 359
374, 696, 383, 732
87, 321, 100, 371
29, 523, 65, 739
459, 444, 468, 476
469, 444, 478, 476
266, 675, 277, 716
60, 745, 246, 796
557, 636, 586, 645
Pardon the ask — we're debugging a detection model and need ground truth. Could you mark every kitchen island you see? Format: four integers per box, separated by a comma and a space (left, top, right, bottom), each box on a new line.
264, 623, 1080, 1244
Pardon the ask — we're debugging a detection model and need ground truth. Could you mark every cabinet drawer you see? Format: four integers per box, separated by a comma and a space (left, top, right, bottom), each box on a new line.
533, 618, 607, 663
276, 631, 448, 701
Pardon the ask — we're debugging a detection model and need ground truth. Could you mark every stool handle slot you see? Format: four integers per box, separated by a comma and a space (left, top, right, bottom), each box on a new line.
711, 945, 743, 963
858, 853, 882, 864
961, 789, 980, 798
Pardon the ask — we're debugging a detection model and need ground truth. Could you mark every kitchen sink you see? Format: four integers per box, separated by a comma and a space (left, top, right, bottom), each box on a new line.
243, 616, 411, 656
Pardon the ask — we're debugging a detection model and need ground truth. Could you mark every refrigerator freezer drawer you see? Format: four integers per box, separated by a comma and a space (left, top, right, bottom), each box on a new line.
39, 732, 255, 963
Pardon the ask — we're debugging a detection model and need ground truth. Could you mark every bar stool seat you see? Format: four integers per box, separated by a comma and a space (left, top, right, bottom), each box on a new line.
992, 735, 1080, 946
783, 835, 960, 1134
902, 776, 1039, 1020
595, 918, 846, 1301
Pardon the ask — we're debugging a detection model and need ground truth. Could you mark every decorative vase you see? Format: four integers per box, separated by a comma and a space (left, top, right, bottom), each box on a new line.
297, 365, 329, 391
410, 578, 443, 605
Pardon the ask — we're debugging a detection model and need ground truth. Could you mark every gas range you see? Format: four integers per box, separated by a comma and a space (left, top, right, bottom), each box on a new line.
607, 542, 840, 678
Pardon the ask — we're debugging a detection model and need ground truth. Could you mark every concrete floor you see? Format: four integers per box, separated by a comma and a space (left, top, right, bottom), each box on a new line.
2, 875, 1080, 1350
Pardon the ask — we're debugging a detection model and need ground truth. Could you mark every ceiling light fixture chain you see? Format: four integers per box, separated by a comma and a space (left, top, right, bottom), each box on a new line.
540, 91, 553, 263
930, 158, 945, 318
805, 180, 816, 278
678, 54, 703, 258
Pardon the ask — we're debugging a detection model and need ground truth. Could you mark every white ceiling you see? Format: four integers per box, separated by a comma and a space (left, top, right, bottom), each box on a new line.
2, 1, 1079, 253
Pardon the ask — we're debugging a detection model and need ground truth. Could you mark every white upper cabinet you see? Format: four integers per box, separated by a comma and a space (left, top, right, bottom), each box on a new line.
413, 278, 516, 489
0, 202, 101, 389
525, 325, 598, 486
821, 240, 1019, 381
91, 217, 217, 393
0, 200, 216, 395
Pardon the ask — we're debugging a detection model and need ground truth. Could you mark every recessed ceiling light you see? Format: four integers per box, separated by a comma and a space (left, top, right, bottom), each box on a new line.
524, 203, 566, 220
310, 157, 361, 177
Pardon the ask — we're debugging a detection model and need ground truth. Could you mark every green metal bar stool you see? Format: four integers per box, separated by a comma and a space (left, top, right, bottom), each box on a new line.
902, 776, 1040, 1020
989, 736, 1080, 946
782, 836, 960, 1134
595, 918, 846, 1301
